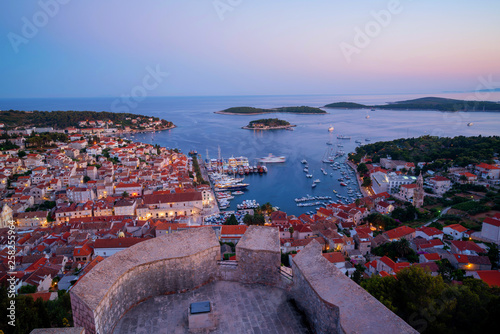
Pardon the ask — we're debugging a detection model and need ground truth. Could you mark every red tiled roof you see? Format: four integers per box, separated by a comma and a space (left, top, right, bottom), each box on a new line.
322, 252, 344, 264
476, 163, 500, 170
477, 270, 500, 287
143, 192, 202, 204
483, 217, 500, 228
423, 253, 440, 261
94, 238, 146, 249
385, 226, 415, 240
445, 224, 468, 233
221, 225, 248, 235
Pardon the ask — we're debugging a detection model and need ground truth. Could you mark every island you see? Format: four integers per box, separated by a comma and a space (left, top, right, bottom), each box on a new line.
0, 110, 175, 133
242, 118, 295, 130
324, 97, 500, 112
216, 106, 326, 115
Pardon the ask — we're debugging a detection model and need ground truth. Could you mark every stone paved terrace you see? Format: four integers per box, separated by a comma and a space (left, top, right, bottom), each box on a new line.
113, 281, 311, 334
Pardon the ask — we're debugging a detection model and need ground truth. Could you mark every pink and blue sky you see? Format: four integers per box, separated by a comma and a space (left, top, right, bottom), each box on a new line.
1, 0, 499, 98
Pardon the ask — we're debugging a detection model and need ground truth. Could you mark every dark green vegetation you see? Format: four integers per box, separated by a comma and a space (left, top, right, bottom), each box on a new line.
190, 154, 209, 186
0, 110, 173, 129
218, 106, 326, 114
26, 132, 69, 148
349, 135, 500, 166
361, 266, 500, 334
245, 118, 291, 128
325, 97, 500, 111
0, 288, 73, 333
224, 214, 238, 225
371, 238, 419, 263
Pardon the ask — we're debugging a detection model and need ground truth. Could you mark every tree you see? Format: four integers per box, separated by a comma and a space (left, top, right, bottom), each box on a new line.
357, 163, 368, 175
288, 226, 294, 238
122, 191, 129, 198
362, 177, 372, 187
243, 214, 253, 225
224, 214, 238, 225
18, 150, 27, 158
487, 243, 499, 269
83, 176, 91, 183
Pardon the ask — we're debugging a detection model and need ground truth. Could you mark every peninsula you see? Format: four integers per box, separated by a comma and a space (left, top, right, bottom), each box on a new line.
242, 118, 295, 130
0, 110, 175, 133
216, 106, 326, 115
324, 97, 500, 112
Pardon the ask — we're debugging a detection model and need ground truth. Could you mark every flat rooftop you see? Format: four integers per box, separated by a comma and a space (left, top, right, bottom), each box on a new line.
113, 281, 311, 334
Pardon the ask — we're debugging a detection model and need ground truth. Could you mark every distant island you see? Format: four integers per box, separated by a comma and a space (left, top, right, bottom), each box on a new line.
324, 97, 500, 112
242, 118, 295, 130
216, 106, 326, 115
0, 110, 175, 132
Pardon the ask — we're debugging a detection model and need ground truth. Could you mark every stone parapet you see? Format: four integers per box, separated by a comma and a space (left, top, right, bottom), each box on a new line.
235, 226, 281, 285
291, 240, 418, 334
70, 227, 220, 334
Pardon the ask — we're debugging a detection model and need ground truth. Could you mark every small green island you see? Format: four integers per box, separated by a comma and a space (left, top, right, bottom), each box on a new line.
324, 97, 500, 112
216, 106, 326, 115
242, 118, 295, 130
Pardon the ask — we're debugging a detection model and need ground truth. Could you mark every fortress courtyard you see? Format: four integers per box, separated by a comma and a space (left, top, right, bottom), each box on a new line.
113, 281, 311, 334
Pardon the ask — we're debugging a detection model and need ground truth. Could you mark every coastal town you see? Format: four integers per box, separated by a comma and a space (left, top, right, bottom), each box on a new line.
0, 116, 499, 332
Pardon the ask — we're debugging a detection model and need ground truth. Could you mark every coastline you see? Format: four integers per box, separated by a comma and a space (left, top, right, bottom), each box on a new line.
241, 124, 296, 130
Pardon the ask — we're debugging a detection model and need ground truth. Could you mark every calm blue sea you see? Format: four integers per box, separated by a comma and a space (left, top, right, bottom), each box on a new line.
2, 93, 500, 215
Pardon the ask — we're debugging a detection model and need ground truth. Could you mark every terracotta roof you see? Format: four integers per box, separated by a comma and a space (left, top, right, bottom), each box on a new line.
445, 224, 467, 233
220, 225, 248, 235
422, 253, 440, 261
385, 226, 415, 240
451, 240, 484, 253
94, 238, 146, 249
476, 270, 500, 287
483, 217, 500, 228
322, 252, 345, 264
143, 192, 202, 204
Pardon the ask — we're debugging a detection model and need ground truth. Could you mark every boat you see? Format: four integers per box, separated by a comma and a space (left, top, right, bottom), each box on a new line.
365, 138, 371, 141
328, 125, 334, 132
257, 154, 286, 163
366, 115, 370, 119
340, 182, 347, 186
313, 179, 321, 183
311, 183, 317, 188
301, 159, 308, 164
467, 122, 473, 126
332, 189, 337, 193
306, 174, 313, 178
355, 140, 362, 144
326, 141, 333, 145
371, 108, 375, 111
232, 191, 244, 195
337, 135, 351, 140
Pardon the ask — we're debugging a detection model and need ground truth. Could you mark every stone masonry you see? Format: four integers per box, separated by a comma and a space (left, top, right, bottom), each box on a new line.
71, 227, 221, 334
292, 240, 418, 334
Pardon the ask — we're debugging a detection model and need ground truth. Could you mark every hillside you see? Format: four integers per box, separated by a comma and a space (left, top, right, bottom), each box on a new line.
324, 97, 500, 112
217, 106, 326, 114
0, 110, 174, 130
349, 135, 500, 167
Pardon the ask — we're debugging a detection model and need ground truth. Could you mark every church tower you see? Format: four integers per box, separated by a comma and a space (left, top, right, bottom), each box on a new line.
413, 173, 424, 208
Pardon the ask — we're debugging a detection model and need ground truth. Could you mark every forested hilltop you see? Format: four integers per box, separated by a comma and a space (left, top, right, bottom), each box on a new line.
350, 135, 500, 167
0, 110, 174, 130
325, 97, 500, 112
216, 106, 326, 114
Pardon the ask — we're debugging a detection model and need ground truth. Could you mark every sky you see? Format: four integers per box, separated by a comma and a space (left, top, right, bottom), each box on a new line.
0, 0, 499, 98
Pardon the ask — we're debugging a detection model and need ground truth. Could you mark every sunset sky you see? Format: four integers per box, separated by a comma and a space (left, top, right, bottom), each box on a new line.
1, 0, 499, 98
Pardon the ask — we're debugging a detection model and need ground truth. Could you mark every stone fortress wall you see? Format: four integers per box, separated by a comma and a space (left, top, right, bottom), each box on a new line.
70, 226, 417, 334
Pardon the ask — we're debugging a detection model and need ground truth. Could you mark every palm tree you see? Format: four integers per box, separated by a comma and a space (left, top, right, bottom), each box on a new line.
288, 226, 294, 239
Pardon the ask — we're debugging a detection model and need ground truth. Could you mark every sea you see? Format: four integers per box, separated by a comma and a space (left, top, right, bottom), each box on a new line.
2, 92, 500, 216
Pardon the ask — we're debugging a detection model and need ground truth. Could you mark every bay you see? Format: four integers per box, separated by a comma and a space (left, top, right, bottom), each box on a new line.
1, 92, 500, 215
